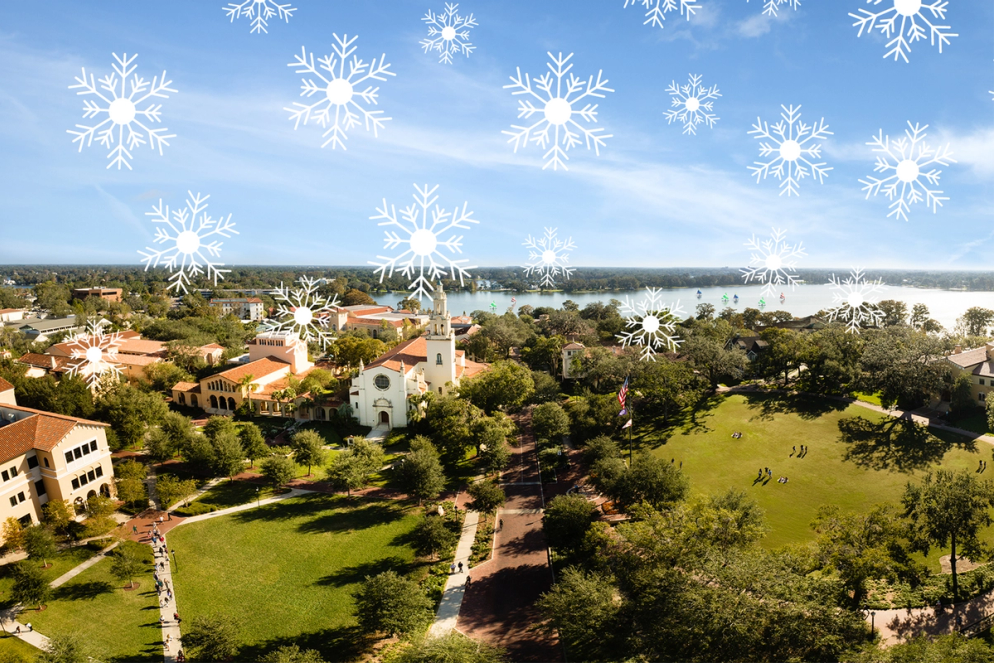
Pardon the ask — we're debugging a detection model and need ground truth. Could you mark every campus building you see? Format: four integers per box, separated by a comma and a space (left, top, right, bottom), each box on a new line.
210, 297, 266, 322
72, 288, 123, 303
0, 377, 116, 536
349, 284, 487, 429
943, 343, 994, 407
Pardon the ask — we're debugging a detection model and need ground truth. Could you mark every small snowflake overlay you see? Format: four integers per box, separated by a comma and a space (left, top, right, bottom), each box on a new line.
664, 74, 720, 136
850, 0, 957, 63
827, 268, 886, 334
503, 52, 614, 171
623, 0, 699, 29
66, 322, 123, 386
741, 228, 806, 297
421, 3, 477, 64
285, 34, 395, 150
370, 184, 479, 302
138, 191, 239, 294
267, 276, 340, 348
748, 104, 832, 197
747, 0, 800, 17
859, 122, 955, 222
523, 228, 576, 287
223, 0, 295, 34
616, 289, 685, 362
68, 53, 177, 170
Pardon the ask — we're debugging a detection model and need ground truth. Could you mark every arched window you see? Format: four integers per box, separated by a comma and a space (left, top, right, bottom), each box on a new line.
436, 353, 442, 365
210, 395, 218, 409
228, 397, 236, 411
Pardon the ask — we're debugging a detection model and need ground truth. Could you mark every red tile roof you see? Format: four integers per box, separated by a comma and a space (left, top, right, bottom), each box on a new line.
172, 381, 201, 393
212, 358, 290, 382
16, 353, 70, 372
0, 377, 13, 392
0, 404, 109, 461
366, 337, 429, 372
947, 347, 989, 368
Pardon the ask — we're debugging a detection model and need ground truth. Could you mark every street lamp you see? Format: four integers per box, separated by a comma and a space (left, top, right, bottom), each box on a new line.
256, 487, 260, 507
171, 549, 178, 572
870, 611, 875, 635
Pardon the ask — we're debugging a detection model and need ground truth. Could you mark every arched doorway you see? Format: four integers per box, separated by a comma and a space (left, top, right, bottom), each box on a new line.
191, 394, 199, 408
73, 496, 85, 514
228, 397, 236, 411
210, 395, 218, 409
379, 411, 390, 425
86, 489, 96, 500
99, 483, 110, 497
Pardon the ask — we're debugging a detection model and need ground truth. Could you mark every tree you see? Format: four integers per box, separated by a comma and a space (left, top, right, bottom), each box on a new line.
160, 411, 195, 454
903, 470, 994, 601
536, 567, 620, 661
458, 361, 535, 413
354, 570, 433, 636
183, 613, 241, 662
412, 515, 458, 560
332, 335, 387, 370
391, 632, 507, 663
426, 396, 480, 462
583, 435, 620, 466
860, 326, 950, 409
22, 526, 57, 568
758, 327, 810, 386
682, 334, 748, 391
876, 299, 909, 327
292, 430, 327, 476
2, 517, 24, 551
156, 474, 198, 515
531, 402, 570, 443
238, 423, 269, 468
144, 428, 175, 465
394, 438, 445, 505
183, 433, 216, 471
951, 374, 976, 414
849, 634, 992, 663
342, 288, 376, 306
601, 453, 689, 510
37, 632, 89, 663
11, 560, 51, 609
86, 494, 115, 519
466, 480, 506, 514
544, 494, 596, 554
260, 455, 296, 490
530, 371, 560, 403
695, 303, 715, 320
260, 645, 327, 663
397, 297, 421, 313
93, 383, 168, 449
686, 490, 768, 556
42, 500, 74, 536
114, 459, 148, 506
110, 541, 145, 589
956, 307, 994, 337
479, 435, 511, 476
203, 415, 237, 442
209, 429, 245, 481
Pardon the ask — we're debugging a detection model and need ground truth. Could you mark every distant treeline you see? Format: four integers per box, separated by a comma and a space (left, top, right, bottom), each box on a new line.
5, 265, 994, 293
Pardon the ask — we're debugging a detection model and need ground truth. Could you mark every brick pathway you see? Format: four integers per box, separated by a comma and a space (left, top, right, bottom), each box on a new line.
457, 408, 562, 662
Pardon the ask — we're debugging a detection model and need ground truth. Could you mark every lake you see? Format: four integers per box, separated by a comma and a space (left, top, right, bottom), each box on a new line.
373, 284, 994, 332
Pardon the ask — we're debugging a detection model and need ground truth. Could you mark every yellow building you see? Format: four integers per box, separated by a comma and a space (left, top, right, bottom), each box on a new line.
944, 344, 994, 407
0, 377, 116, 532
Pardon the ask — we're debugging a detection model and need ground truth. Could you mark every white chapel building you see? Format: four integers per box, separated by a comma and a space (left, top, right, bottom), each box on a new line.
350, 284, 487, 429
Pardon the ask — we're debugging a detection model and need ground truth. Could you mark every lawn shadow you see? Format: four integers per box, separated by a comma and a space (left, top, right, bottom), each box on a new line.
744, 392, 850, 422
238, 624, 372, 663
52, 580, 113, 601
297, 501, 403, 535
838, 415, 978, 472
316, 555, 412, 588
230, 492, 334, 525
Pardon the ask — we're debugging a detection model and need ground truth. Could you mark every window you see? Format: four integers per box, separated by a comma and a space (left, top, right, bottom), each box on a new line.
1, 471, 8, 482
983, 379, 987, 386
34, 480, 46, 496
95, 465, 103, 478
981, 393, 987, 402
26, 456, 37, 470
90, 441, 98, 452
9, 467, 17, 477
374, 375, 390, 391
87, 470, 95, 482
79, 474, 88, 486
43, 458, 49, 469
71, 478, 79, 490
65, 451, 73, 464
436, 353, 442, 365
18, 515, 31, 527
73, 448, 82, 460
8, 497, 15, 507
17, 493, 24, 503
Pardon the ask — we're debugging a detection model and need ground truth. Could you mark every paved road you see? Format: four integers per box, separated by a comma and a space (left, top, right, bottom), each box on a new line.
457, 408, 562, 662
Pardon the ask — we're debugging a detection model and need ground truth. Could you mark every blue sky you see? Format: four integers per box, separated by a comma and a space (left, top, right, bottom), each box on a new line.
0, 0, 992, 270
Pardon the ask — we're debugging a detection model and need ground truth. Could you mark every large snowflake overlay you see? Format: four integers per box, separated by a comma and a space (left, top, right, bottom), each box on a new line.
741, 228, 806, 297
66, 322, 123, 386
285, 34, 395, 150
623, 0, 699, 29
67, 53, 177, 170
747, 0, 800, 17
223, 0, 295, 34
503, 52, 614, 171
748, 105, 832, 197
827, 268, 886, 334
616, 289, 685, 362
850, 0, 957, 63
859, 122, 955, 222
664, 74, 720, 136
421, 3, 477, 64
370, 184, 479, 302
523, 228, 576, 288
138, 192, 239, 294
267, 276, 340, 348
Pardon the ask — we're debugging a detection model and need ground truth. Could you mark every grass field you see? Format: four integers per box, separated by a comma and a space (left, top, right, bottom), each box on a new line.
0, 633, 41, 662
26, 551, 160, 663
0, 543, 105, 609
168, 493, 421, 661
645, 393, 989, 567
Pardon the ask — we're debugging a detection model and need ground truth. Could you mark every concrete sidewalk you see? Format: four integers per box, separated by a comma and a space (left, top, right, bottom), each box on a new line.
428, 509, 479, 637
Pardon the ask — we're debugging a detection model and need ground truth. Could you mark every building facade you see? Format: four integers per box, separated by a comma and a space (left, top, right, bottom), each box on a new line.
944, 344, 994, 408
72, 288, 123, 303
210, 298, 266, 322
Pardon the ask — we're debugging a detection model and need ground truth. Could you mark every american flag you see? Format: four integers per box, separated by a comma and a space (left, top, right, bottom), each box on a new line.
618, 376, 629, 409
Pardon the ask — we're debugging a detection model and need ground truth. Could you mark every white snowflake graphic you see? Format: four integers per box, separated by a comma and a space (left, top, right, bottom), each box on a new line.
67, 53, 177, 170
370, 184, 479, 302
664, 74, 720, 136
523, 228, 576, 288
623, 0, 699, 29
616, 289, 685, 362
421, 3, 477, 64
503, 52, 614, 171
859, 122, 955, 222
748, 104, 832, 197
66, 322, 123, 386
223, 0, 295, 34
267, 276, 340, 348
741, 228, 806, 297
747, 0, 800, 17
285, 34, 395, 150
827, 268, 886, 334
138, 191, 239, 294
850, 0, 957, 63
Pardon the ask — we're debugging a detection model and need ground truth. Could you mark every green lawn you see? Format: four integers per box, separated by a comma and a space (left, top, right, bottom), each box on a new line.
0, 633, 41, 662
168, 493, 422, 661
645, 393, 987, 568
853, 391, 883, 406
293, 421, 345, 447
0, 543, 104, 609
27, 551, 161, 663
